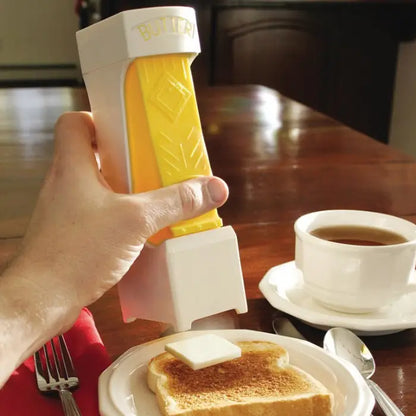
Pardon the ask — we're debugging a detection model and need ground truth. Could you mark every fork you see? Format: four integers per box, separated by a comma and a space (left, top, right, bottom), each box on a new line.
34, 335, 82, 415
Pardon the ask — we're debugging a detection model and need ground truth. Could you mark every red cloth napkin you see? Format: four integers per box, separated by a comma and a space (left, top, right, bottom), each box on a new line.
0, 308, 111, 415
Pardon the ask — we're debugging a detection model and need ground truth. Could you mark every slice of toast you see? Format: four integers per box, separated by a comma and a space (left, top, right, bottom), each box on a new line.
148, 340, 334, 416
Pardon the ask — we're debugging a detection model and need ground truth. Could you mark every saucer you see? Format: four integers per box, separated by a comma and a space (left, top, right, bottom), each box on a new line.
259, 261, 416, 335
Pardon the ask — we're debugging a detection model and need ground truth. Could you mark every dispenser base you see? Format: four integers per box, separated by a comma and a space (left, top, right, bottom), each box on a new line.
117, 225, 247, 332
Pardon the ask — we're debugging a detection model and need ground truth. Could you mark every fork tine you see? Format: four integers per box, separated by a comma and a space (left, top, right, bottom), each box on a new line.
50, 337, 64, 381
34, 350, 46, 384
43, 343, 58, 384
58, 335, 76, 378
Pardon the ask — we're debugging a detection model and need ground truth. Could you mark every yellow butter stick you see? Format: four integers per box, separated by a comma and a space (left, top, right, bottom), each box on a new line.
124, 54, 222, 245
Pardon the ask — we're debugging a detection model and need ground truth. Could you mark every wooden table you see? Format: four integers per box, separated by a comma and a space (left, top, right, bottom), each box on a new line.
1, 84, 416, 414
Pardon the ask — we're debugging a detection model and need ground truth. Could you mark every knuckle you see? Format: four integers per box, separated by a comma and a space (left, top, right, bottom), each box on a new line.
178, 182, 201, 214
54, 112, 90, 136
54, 112, 74, 131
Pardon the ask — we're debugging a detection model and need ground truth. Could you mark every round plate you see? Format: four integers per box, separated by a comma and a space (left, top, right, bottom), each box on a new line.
98, 329, 374, 416
259, 260, 416, 335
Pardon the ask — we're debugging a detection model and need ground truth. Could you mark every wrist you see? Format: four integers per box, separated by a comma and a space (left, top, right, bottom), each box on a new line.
0, 258, 81, 387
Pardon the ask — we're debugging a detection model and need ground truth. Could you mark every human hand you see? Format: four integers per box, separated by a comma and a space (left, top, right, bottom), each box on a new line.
10, 112, 229, 331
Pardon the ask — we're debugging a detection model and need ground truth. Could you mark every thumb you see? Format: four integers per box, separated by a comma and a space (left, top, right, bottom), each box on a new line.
127, 176, 229, 239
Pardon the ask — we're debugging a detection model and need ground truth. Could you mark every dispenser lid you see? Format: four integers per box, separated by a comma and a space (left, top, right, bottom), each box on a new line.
76, 6, 200, 74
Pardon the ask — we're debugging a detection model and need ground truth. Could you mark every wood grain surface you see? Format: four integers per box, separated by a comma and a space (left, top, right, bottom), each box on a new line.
1, 85, 415, 414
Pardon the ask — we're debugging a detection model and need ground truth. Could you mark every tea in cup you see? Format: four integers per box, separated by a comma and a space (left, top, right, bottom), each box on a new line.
294, 210, 416, 313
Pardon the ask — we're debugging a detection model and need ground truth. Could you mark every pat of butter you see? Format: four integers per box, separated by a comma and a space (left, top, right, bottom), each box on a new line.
165, 334, 241, 370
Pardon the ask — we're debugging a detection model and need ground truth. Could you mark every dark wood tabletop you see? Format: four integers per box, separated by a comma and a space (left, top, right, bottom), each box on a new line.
1, 84, 416, 414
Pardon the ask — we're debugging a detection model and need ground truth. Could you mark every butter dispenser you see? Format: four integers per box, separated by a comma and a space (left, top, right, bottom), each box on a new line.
76, 6, 247, 331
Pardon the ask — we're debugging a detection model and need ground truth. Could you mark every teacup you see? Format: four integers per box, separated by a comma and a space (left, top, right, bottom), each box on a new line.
294, 210, 416, 313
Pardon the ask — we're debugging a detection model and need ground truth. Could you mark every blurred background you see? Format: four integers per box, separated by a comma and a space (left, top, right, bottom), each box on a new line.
0, 1, 81, 86
1, 0, 416, 157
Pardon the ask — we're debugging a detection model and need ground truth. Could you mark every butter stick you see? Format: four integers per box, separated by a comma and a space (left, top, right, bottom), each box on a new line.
165, 334, 242, 370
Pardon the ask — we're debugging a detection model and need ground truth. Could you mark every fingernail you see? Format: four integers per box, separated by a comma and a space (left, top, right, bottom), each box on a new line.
207, 178, 227, 203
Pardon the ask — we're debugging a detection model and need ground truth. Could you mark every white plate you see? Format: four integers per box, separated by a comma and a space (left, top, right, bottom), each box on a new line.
99, 329, 374, 416
259, 260, 416, 335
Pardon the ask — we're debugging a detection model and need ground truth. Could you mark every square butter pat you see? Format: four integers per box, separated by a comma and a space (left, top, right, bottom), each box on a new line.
165, 334, 242, 370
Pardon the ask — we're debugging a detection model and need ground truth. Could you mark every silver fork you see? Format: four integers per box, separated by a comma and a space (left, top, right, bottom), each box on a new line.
34, 334, 82, 416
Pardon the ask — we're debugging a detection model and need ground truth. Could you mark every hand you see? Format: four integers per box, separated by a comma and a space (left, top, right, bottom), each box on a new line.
4, 112, 229, 333
0, 111, 229, 387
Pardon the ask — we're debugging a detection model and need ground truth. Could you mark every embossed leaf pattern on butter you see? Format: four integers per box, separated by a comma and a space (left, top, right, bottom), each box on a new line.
157, 127, 208, 179
141, 55, 210, 185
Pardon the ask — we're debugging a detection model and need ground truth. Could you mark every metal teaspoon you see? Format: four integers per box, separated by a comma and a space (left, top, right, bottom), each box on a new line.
323, 327, 404, 416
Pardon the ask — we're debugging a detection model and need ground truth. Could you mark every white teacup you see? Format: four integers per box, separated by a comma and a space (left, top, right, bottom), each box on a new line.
294, 210, 416, 313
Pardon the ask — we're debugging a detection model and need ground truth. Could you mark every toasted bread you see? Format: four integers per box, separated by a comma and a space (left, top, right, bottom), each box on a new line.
148, 340, 334, 416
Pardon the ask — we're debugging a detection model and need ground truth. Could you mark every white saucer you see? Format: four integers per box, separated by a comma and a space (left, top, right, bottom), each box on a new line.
259, 261, 416, 336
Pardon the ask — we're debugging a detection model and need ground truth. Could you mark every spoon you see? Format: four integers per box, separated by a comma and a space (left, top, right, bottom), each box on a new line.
323, 327, 404, 416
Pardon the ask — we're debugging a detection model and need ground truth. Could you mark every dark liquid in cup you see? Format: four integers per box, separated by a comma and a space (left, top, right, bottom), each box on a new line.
310, 225, 408, 246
